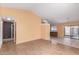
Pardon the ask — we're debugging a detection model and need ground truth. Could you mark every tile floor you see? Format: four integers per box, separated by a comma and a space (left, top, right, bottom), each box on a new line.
51, 37, 79, 48
0, 39, 79, 55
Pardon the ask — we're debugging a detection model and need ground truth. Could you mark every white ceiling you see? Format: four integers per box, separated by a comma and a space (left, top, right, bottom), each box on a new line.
0, 3, 79, 25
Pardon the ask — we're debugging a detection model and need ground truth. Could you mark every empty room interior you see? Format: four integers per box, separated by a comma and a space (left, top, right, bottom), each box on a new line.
0, 3, 79, 55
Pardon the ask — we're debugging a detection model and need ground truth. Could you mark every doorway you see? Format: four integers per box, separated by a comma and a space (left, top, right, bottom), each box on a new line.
1, 17, 16, 45
3, 21, 14, 42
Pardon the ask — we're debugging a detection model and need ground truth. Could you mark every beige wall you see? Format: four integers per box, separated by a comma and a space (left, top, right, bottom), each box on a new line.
0, 7, 41, 44
41, 24, 50, 40
56, 23, 64, 38
63, 20, 79, 25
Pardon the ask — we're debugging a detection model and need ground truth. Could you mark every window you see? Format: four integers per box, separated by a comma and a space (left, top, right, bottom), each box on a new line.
64, 26, 71, 36
51, 26, 57, 32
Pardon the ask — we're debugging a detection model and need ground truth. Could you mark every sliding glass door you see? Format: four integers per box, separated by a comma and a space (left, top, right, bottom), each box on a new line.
70, 26, 79, 39
64, 25, 79, 39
